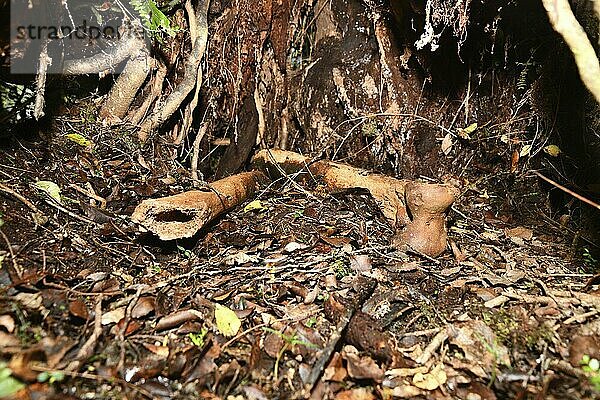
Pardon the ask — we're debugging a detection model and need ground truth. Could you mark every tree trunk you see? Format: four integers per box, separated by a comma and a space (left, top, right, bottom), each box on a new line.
200, 0, 518, 179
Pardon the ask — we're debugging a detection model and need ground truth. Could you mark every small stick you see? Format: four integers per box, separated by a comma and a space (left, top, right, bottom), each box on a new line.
42, 197, 99, 226
66, 295, 103, 372
0, 228, 22, 278
0, 182, 43, 215
191, 123, 209, 185
30, 365, 158, 400
69, 183, 107, 209
34, 39, 51, 120
303, 277, 377, 397
534, 171, 600, 211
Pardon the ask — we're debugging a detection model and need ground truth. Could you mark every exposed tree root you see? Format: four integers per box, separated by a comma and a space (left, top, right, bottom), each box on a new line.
252, 149, 410, 227
252, 149, 458, 257
33, 40, 51, 120
137, 0, 209, 142
62, 32, 145, 75
131, 149, 457, 255
127, 60, 167, 126
131, 171, 265, 240
175, 0, 205, 145
99, 50, 151, 123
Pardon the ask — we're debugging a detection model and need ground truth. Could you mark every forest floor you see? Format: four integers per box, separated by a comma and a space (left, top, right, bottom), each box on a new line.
1, 113, 600, 400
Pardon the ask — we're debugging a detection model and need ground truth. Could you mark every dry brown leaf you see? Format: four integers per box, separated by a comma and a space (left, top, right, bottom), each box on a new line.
412, 364, 447, 390
14, 292, 43, 310
323, 352, 347, 382
283, 303, 320, 321
569, 335, 600, 367
385, 366, 429, 379
510, 150, 519, 172
0, 331, 19, 347
341, 345, 384, 382
320, 235, 352, 248
9, 350, 44, 381
132, 297, 156, 319
350, 255, 372, 273
101, 307, 126, 325
0, 315, 15, 333
224, 251, 259, 265
450, 240, 467, 262
471, 287, 499, 302
441, 134, 453, 155
455, 381, 497, 400
386, 384, 423, 398
335, 388, 376, 400
263, 332, 284, 359
283, 241, 309, 253
143, 343, 170, 358
446, 320, 510, 378
504, 227, 533, 241
68, 299, 89, 320
242, 386, 269, 400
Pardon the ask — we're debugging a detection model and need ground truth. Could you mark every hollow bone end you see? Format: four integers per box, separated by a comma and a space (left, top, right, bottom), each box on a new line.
396, 183, 459, 257
131, 199, 211, 241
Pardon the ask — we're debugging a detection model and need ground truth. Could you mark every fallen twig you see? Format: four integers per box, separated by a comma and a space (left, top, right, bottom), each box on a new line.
0, 182, 44, 216
0, 228, 22, 279
534, 171, 600, 211
33, 39, 51, 120
66, 295, 103, 372
303, 277, 377, 397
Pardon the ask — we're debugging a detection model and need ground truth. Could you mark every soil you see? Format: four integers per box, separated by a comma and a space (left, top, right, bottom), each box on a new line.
1, 1, 600, 399
0, 111, 599, 400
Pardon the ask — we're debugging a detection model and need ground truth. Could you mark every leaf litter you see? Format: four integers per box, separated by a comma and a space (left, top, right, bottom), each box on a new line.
0, 120, 598, 399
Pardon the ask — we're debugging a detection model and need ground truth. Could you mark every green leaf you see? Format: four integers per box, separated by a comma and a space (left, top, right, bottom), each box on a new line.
35, 181, 62, 203
214, 304, 241, 337
37, 371, 50, 383
0, 365, 24, 397
65, 133, 94, 148
189, 329, 208, 347
519, 145, 532, 157
458, 123, 478, 139
49, 371, 65, 384
130, 0, 177, 37
244, 200, 265, 213
543, 144, 561, 157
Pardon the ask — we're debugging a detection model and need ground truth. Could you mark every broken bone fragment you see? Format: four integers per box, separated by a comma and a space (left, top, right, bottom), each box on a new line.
398, 182, 459, 257
252, 149, 458, 257
252, 149, 410, 227
131, 171, 264, 241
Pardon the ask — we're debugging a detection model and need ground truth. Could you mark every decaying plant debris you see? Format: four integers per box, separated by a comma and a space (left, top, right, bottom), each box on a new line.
1, 0, 600, 399
1, 120, 600, 399
252, 149, 458, 257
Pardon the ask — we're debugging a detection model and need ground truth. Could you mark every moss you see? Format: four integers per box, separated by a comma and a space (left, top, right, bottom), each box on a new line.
483, 308, 554, 352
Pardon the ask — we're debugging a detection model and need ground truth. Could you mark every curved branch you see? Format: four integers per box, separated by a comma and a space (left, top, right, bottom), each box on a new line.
542, 0, 600, 103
